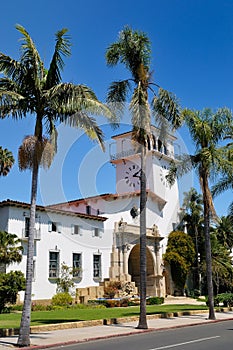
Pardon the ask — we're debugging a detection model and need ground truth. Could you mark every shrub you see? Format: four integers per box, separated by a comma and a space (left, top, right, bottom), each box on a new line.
51, 292, 73, 307
146, 296, 164, 305
213, 293, 233, 307
0, 271, 25, 313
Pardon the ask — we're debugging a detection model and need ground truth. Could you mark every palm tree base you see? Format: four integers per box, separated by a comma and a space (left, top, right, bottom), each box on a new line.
136, 324, 148, 329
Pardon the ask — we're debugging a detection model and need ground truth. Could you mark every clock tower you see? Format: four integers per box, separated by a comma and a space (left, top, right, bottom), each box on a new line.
110, 126, 178, 203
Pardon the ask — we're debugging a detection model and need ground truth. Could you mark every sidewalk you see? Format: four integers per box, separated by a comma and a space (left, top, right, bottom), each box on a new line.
1, 309, 233, 350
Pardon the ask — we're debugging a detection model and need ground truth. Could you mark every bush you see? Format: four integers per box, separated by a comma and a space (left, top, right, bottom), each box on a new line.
0, 271, 25, 313
213, 293, 233, 307
146, 297, 164, 305
51, 292, 73, 307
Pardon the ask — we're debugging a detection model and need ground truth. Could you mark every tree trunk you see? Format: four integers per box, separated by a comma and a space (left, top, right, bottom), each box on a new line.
202, 174, 216, 320
137, 145, 148, 329
17, 162, 39, 347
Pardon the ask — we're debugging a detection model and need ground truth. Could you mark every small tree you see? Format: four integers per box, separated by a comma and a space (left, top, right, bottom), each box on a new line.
0, 231, 23, 272
0, 271, 25, 313
163, 231, 195, 295
56, 262, 75, 294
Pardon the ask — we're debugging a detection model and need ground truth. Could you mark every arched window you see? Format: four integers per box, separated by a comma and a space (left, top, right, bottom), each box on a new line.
152, 135, 156, 150
147, 135, 151, 150
158, 139, 162, 152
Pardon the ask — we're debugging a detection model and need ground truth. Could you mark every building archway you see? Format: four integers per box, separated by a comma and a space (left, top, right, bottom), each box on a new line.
128, 244, 155, 293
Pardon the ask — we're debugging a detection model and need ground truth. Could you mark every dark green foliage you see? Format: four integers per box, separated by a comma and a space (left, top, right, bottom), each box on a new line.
206, 293, 233, 307
0, 271, 25, 313
0, 147, 14, 176
164, 231, 195, 292
146, 297, 164, 305
0, 231, 23, 266
215, 293, 233, 307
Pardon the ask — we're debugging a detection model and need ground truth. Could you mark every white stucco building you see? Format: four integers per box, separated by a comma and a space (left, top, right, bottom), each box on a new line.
0, 126, 181, 301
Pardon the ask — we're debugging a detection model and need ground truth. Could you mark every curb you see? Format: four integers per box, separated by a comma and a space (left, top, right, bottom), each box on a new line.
13, 315, 233, 350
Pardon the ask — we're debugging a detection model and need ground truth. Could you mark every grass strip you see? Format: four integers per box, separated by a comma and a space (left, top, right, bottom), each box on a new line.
0, 304, 207, 330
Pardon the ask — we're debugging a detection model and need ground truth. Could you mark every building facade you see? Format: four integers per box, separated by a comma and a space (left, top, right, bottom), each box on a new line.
0, 126, 180, 301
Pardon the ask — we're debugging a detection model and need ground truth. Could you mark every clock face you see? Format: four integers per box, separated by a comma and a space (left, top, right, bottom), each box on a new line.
124, 164, 141, 188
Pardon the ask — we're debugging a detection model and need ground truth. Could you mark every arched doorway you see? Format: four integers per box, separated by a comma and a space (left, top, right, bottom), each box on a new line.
128, 244, 155, 294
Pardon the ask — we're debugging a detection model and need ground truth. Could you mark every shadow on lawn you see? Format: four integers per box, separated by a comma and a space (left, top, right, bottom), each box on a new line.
31, 318, 85, 324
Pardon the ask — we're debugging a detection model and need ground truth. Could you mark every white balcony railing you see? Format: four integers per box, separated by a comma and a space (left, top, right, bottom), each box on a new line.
110, 147, 175, 161
22, 228, 41, 240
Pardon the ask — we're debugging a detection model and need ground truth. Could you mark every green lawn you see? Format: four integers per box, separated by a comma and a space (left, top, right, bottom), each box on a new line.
0, 304, 208, 329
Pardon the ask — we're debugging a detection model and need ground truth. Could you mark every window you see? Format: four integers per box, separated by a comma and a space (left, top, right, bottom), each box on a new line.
73, 253, 82, 278
92, 228, 102, 238
48, 221, 61, 233
71, 224, 82, 235
158, 139, 162, 152
25, 217, 30, 237
152, 135, 157, 150
93, 254, 101, 280
49, 251, 59, 278
86, 205, 91, 215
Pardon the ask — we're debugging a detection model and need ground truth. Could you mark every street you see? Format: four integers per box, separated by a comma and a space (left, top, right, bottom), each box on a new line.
48, 320, 233, 350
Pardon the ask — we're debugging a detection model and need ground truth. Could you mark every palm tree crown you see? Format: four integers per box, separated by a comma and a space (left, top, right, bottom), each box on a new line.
0, 147, 14, 176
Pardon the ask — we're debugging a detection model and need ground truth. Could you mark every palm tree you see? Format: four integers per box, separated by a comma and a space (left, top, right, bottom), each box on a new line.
0, 25, 113, 347
0, 147, 14, 176
204, 234, 233, 295
211, 215, 233, 251
182, 188, 204, 292
0, 231, 23, 273
168, 108, 233, 319
106, 26, 182, 329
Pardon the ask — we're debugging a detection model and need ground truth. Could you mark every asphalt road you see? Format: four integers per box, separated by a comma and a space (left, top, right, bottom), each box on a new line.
47, 320, 233, 350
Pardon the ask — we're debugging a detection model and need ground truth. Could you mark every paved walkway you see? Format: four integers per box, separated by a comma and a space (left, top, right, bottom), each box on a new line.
1, 299, 233, 349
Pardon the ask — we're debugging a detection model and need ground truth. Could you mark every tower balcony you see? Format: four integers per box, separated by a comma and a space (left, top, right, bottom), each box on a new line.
110, 146, 175, 163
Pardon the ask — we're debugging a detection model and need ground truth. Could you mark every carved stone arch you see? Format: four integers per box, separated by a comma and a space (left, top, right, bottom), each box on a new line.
128, 244, 155, 293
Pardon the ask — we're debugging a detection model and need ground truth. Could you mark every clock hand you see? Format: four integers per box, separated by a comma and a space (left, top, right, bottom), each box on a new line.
133, 169, 141, 178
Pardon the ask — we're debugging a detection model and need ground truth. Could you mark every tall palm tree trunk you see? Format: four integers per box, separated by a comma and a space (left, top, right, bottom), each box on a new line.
137, 145, 148, 329
202, 175, 216, 320
17, 162, 39, 347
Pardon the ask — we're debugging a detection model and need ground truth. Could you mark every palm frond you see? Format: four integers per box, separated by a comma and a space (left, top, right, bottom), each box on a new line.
16, 24, 44, 90
228, 202, 233, 217
0, 89, 26, 118
46, 83, 114, 121
212, 176, 233, 197
0, 53, 21, 78
166, 154, 193, 186
106, 80, 130, 119
65, 112, 105, 150
0, 147, 14, 176
152, 88, 182, 131
45, 28, 71, 89
105, 42, 122, 66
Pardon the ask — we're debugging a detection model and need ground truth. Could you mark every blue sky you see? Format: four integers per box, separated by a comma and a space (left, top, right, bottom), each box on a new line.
0, 0, 232, 216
